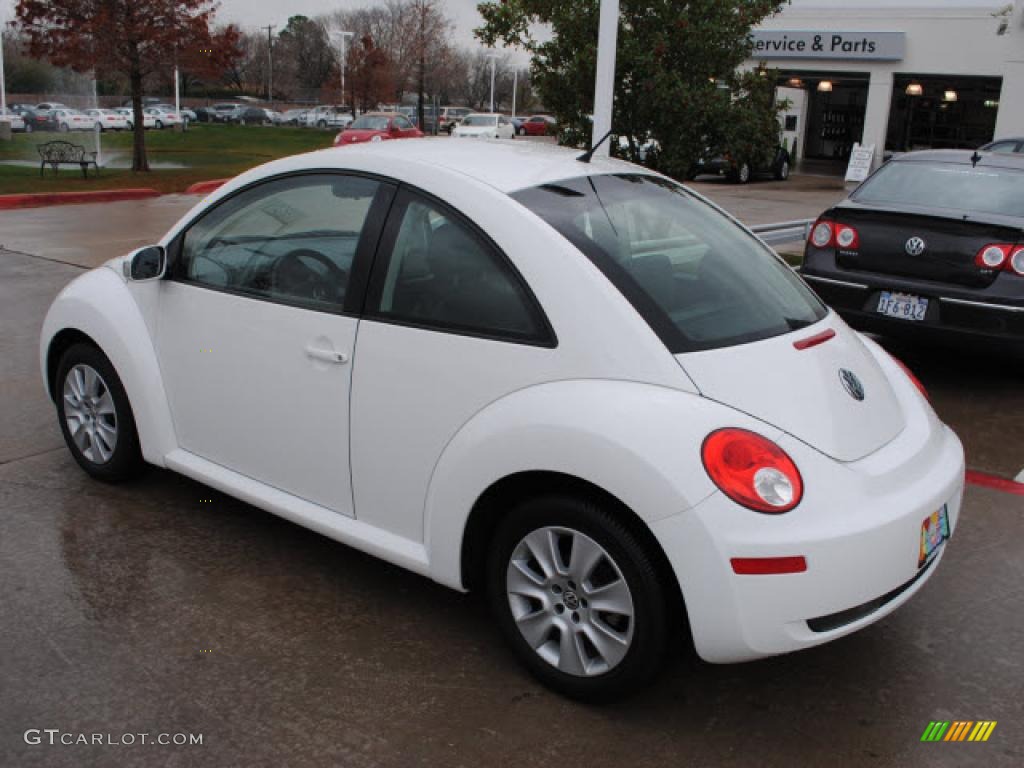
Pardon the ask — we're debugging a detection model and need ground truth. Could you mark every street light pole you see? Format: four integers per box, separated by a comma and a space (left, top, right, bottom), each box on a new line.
262, 25, 275, 102
512, 68, 518, 118
330, 31, 354, 115
591, 0, 619, 157
486, 51, 499, 113
0, 20, 7, 115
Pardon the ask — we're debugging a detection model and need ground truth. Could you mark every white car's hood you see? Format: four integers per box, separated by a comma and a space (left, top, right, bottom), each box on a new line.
676, 318, 905, 462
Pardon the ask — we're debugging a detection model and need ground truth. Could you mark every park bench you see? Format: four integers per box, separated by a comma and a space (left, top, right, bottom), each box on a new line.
37, 141, 99, 179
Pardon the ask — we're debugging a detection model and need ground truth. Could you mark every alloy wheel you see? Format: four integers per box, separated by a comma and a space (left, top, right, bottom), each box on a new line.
506, 526, 635, 677
62, 363, 118, 464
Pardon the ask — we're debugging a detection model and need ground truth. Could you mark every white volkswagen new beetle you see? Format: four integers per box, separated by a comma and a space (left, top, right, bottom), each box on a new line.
41, 140, 964, 699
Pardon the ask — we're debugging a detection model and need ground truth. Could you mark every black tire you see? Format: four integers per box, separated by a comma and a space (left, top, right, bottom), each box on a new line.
59, 123, 69, 132
775, 159, 791, 181
486, 493, 669, 701
156, 120, 164, 129
25, 123, 33, 134
730, 162, 751, 184
55, 343, 144, 483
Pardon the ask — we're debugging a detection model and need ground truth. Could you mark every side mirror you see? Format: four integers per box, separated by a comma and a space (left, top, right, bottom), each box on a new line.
124, 245, 166, 281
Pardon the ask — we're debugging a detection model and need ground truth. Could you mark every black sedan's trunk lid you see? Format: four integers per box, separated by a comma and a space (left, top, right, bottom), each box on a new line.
832, 202, 1022, 288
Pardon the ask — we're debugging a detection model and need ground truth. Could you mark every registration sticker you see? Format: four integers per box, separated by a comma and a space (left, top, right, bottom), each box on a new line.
919, 505, 950, 568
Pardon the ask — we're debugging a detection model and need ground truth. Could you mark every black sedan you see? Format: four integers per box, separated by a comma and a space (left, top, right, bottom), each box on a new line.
7, 105, 56, 133
801, 150, 1024, 354
690, 146, 791, 183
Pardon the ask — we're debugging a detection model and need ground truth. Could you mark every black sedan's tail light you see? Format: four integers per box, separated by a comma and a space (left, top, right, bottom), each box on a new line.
1009, 247, 1024, 276
808, 219, 859, 250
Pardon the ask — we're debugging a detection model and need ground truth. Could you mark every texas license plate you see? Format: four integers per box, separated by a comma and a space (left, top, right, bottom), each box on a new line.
919, 505, 950, 568
877, 291, 928, 321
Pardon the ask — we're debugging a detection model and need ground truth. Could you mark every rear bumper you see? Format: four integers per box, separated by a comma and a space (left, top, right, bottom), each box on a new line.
800, 266, 1024, 351
653, 424, 964, 663
652, 346, 965, 662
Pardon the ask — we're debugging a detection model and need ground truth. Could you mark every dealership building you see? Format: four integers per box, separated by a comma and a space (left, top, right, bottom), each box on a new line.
747, 0, 1024, 173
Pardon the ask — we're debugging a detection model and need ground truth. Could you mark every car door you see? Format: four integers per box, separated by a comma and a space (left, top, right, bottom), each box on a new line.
392, 114, 417, 138
349, 187, 556, 542
156, 172, 394, 516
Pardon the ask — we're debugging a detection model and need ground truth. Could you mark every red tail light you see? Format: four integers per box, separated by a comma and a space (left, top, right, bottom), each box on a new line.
889, 354, 928, 400
701, 429, 804, 513
835, 223, 860, 249
975, 244, 1012, 269
1009, 247, 1024, 276
808, 219, 858, 250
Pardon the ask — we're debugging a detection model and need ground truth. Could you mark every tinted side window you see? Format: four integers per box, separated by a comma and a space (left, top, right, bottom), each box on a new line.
394, 115, 413, 131
372, 192, 550, 344
176, 174, 381, 312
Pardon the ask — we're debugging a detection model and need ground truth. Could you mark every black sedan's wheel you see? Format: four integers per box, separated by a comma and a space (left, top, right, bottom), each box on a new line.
732, 162, 751, 184
775, 160, 791, 181
487, 493, 669, 701
56, 343, 144, 483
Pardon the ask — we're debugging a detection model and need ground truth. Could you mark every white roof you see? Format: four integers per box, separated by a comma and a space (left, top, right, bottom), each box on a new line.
305, 138, 643, 194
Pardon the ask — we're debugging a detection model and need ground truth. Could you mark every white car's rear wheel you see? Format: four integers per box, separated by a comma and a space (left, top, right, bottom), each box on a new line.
487, 493, 669, 700
56, 343, 143, 482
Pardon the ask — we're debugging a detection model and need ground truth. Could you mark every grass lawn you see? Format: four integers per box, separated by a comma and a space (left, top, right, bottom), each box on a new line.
0, 124, 334, 195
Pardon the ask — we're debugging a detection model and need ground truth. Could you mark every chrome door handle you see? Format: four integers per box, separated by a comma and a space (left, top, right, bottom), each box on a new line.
305, 345, 349, 364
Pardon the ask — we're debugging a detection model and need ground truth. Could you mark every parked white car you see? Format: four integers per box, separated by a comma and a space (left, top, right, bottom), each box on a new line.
304, 105, 353, 129
40, 140, 964, 700
452, 113, 516, 140
114, 108, 156, 130
144, 107, 183, 129
0, 108, 26, 132
84, 109, 130, 131
51, 109, 94, 132
154, 104, 197, 123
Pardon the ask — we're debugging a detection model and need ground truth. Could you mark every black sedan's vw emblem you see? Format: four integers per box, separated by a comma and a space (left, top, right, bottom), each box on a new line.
905, 236, 927, 256
839, 369, 865, 401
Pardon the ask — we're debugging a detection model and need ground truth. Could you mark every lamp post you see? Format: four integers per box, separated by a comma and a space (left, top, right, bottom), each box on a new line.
330, 30, 354, 116
512, 67, 518, 118
486, 51, 499, 113
591, 0, 619, 156
1, 17, 7, 115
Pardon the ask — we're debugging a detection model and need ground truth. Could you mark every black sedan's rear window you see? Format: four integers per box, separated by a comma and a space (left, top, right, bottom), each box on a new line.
853, 161, 1024, 218
512, 174, 826, 353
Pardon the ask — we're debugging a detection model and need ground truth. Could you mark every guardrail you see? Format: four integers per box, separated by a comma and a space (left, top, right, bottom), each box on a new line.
751, 219, 813, 246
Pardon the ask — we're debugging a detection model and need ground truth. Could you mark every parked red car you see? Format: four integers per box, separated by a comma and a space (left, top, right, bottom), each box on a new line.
522, 115, 557, 137
333, 112, 423, 146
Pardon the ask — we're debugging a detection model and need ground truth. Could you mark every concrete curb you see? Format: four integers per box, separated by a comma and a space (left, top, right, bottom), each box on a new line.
0, 188, 161, 210
184, 179, 230, 195
966, 469, 1024, 496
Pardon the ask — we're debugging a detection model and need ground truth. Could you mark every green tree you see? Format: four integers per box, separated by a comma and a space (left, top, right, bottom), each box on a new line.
476, 0, 788, 179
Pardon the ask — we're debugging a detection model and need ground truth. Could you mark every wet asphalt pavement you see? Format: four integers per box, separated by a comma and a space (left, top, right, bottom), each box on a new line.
1, 194, 1023, 767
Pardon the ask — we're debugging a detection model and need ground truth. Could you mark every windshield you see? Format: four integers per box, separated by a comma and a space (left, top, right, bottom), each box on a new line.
854, 160, 1024, 218
463, 115, 497, 127
350, 116, 389, 131
512, 174, 826, 353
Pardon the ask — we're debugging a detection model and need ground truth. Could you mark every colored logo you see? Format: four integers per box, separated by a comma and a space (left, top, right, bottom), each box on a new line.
921, 721, 997, 742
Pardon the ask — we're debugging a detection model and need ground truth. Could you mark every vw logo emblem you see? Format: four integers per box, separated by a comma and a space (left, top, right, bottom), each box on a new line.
563, 591, 580, 610
839, 369, 865, 401
905, 236, 927, 256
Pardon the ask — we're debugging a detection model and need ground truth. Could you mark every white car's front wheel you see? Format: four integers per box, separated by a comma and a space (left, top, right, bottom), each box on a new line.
487, 493, 670, 701
56, 343, 144, 482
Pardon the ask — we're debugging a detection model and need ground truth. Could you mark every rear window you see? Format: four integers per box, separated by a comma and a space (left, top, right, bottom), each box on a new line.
512, 174, 826, 353
854, 161, 1024, 218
